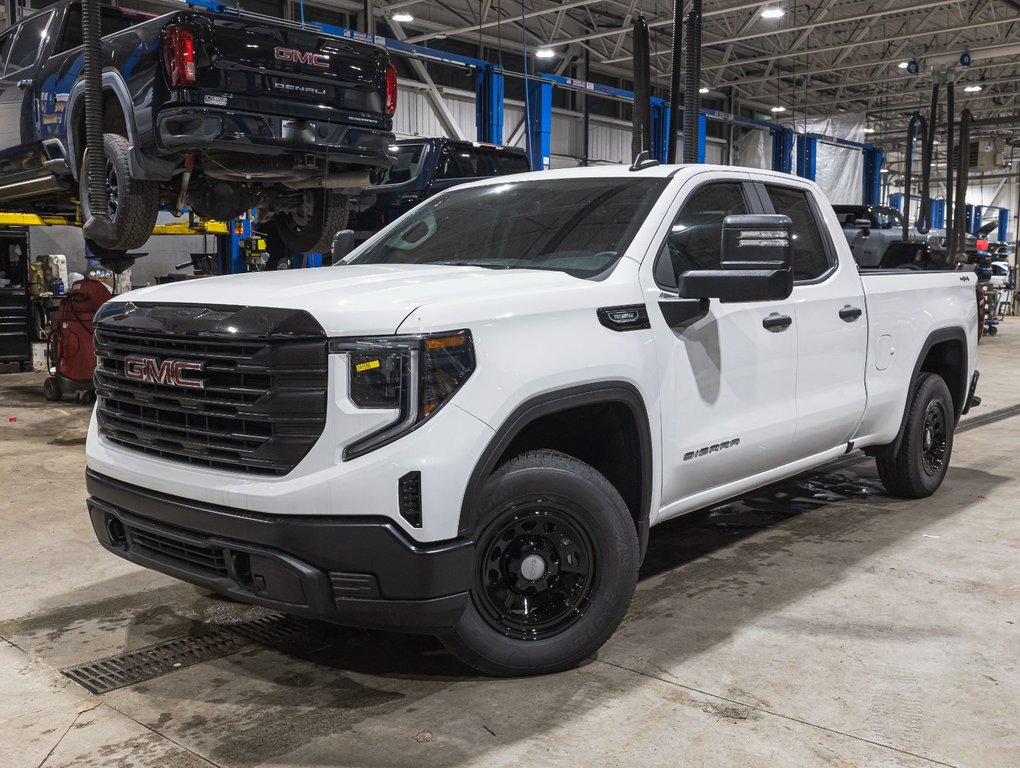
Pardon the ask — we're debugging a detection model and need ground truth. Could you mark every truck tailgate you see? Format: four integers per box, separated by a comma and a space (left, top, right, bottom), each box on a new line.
194, 14, 390, 122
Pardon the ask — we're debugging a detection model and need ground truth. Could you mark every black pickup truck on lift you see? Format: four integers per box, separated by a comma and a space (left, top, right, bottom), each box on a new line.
0, 0, 395, 255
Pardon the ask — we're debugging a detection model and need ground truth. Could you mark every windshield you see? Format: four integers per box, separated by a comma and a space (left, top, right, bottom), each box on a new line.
344, 178, 668, 278
375, 143, 426, 186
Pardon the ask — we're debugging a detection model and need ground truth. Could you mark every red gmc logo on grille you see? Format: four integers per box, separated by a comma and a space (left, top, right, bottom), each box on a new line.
124, 355, 206, 389
274, 46, 330, 68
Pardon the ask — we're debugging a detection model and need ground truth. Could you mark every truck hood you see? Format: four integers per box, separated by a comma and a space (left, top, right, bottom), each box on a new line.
119, 264, 592, 336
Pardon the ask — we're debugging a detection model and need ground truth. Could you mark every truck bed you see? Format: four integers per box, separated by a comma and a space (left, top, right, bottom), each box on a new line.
855, 269, 979, 446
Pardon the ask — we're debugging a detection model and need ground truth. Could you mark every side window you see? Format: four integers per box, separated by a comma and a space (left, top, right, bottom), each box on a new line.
498, 152, 530, 174
469, 148, 502, 176
654, 182, 749, 289
5, 12, 52, 75
0, 31, 15, 75
764, 185, 832, 282
56, 5, 83, 53
434, 146, 464, 180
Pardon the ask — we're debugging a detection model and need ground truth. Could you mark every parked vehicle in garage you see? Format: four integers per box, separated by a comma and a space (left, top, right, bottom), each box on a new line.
347, 138, 531, 241
834, 204, 946, 268
85, 165, 979, 677
0, 1, 395, 254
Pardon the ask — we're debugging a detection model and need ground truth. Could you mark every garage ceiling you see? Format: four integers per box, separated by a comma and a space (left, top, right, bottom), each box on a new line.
368, 0, 1020, 141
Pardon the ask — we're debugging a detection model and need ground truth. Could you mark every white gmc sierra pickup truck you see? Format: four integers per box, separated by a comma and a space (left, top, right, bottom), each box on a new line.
85, 164, 979, 676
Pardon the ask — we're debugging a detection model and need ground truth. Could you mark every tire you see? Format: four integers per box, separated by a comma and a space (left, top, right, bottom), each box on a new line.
263, 191, 350, 268
442, 450, 639, 677
877, 372, 955, 498
79, 133, 160, 251
43, 377, 62, 402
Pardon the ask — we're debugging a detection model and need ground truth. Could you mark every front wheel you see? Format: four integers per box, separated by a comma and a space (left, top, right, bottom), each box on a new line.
442, 450, 639, 677
877, 372, 955, 498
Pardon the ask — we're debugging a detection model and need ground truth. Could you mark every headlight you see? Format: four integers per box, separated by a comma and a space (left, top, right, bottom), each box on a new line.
329, 330, 475, 459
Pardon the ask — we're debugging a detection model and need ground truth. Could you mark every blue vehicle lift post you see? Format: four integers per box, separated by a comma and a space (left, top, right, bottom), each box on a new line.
998, 208, 1009, 242
525, 79, 553, 171
796, 134, 817, 180
771, 128, 793, 173
475, 65, 504, 144
862, 147, 883, 206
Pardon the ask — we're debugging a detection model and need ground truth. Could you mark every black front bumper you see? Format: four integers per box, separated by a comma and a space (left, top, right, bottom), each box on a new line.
86, 470, 472, 633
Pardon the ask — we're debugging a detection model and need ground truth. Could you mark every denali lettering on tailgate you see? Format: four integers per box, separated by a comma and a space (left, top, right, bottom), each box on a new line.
274, 47, 330, 68
124, 355, 206, 389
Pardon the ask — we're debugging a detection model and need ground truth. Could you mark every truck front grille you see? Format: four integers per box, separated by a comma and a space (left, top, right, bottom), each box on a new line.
94, 303, 327, 476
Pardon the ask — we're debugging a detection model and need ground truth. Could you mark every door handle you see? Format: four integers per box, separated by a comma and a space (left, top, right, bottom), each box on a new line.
839, 305, 863, 322
762, 312, 793, 332
16, 79, 32, 90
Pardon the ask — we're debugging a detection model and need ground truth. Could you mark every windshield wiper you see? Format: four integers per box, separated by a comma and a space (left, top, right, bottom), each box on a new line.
434, 261, 511, 270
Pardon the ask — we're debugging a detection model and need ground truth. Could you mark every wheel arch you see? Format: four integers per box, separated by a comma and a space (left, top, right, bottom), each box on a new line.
459, 382, 654, 560
867, 325, 969, 458
65, 73, 139, 180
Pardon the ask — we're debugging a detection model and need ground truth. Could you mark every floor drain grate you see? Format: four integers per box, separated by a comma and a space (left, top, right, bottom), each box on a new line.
61, 612, 315, 694
224, 614, 313, 645
62, 630, 250, 694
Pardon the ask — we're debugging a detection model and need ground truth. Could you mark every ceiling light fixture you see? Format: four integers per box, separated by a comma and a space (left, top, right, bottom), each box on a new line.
864, 127, 876, 134
897, 61, 910, 69
964, 84, 983, 93
771, 105, 787, 113
761, 7, 785, 18
391, 12, 414, 22
699, 87, 710, 94
535, 48, 556, 59
880, 168, 889, 173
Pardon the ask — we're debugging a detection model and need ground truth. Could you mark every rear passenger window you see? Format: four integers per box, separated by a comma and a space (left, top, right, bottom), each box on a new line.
498, 152, 530, 174
765, 186, 833, 281
654, 182, 749, 289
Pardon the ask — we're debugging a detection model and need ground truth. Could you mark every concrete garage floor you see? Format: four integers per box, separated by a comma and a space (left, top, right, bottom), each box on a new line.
1, 322, 1018, 768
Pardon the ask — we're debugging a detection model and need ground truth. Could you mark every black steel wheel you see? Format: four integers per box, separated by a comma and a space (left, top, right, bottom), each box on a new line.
877, 372, 955, 498
919, 400, 948, 476
443, 450, 639, 677
476, 503, 596, 641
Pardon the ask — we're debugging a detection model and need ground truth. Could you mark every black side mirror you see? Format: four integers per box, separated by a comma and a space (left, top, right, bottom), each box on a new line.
855, 218, 872, 236
677, 214, 794, 303
331, 229, 356, 260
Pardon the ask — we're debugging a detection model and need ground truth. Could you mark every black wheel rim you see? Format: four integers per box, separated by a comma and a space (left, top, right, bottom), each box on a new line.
105, 157, 119, 220
920, 400, 948, 475
475, 502, 596, 641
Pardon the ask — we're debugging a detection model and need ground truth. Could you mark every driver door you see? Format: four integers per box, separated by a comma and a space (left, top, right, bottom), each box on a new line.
643, 173, 800, 517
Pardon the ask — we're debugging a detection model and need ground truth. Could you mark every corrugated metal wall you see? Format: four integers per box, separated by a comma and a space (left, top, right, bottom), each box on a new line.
393, 83, 727, 167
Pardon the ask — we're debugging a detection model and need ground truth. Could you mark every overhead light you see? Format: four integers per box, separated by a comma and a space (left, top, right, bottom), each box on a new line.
864, 127, 876, 134
535, 48, 556, 59
761, 7, 785, 18
699, 87, 710, 94
391, 11, 414, 22
897, 61, 910, 69
880, 168, 889, 173
964, 84, 983, 93
771, 105, 787, 113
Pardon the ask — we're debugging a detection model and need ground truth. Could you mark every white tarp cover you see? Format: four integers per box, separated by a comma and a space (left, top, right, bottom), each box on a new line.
792, 113, 866, 204
734, 127, 771, 169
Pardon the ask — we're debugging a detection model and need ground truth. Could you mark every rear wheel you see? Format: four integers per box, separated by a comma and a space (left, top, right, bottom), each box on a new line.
79, 133, 160, 251
877, 372, 955, 498
442, 450, 639, 677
